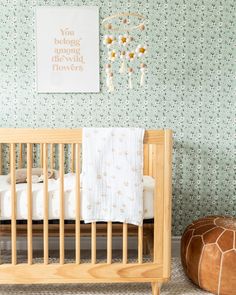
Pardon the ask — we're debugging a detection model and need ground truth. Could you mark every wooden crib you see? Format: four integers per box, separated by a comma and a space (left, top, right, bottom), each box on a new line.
0, 129, 172, 295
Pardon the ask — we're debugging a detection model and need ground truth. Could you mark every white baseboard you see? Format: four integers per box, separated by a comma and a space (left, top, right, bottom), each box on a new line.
0, 236, 181, 257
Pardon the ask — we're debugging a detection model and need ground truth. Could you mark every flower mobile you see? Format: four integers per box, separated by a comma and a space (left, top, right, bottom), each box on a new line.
102, 12, 148, 91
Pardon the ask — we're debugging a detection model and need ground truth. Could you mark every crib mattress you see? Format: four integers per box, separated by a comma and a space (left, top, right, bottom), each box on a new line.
0, 174, 155, 220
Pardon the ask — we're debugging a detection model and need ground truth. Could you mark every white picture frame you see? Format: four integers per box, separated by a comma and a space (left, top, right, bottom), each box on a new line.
36, 6, 100, 93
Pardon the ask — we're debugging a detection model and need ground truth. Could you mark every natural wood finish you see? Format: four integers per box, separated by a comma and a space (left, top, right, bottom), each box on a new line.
19, 144, 23, 169
107, 222, 112, 264
152, 282, 160, 295
59, 144, 64, 264
0, 223, 154, 238
75, 144, 81, 264
10, 143, 17, 265
0, 129, 172, 288
163, 130, 172, 278
138, 226, 143, 264
122, 223, 128, 264
149, 145, 153, 176
0, 129, 165, 144
40, 143, 43, 168
0, 263, 164, 284
50, 144, 54, 170
71, 144, 75, 173
91, 222, 96, 264
0, 143, 2, 175
143, 144, 149, 175
43, 144, 49, 264
153, 144, 164, 263
27, 144, 33, 265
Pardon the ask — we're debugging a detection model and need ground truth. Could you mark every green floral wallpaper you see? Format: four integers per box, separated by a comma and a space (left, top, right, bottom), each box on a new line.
0, 0, 235, 235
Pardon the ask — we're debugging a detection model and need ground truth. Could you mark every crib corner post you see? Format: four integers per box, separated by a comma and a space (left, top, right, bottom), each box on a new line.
163, 129, 173, 279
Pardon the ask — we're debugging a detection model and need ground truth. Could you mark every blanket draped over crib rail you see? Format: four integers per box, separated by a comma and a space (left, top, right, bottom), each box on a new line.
82, 128, 145, 226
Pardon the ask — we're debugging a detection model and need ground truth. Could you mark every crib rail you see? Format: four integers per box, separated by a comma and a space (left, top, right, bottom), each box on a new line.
0, 129, 172, 288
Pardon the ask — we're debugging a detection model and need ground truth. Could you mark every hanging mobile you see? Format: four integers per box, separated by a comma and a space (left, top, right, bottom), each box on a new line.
102, 12, 148, 92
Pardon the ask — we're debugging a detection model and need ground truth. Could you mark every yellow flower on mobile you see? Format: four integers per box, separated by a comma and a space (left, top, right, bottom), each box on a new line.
136, 45, 147, 57
119, 34, 130, 46
126, 51, 136, 61
108, 50, 117, 62
103, 35, 116, 47
120, 50, 126, 59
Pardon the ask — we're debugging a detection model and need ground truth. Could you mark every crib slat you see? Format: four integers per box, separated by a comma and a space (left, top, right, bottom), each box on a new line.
107, 222, 112, 264
19, 144, 23, 169
138, 226, 143, 263
40, 143, 43, 168
43, 143, 49, 264
59, 144, 64, 264
148, 144, 153, 176
91, 222, 96, 264
27, 144, 33, 264
10, 143, 17, 265
122, 223, 128, 264
71, 144, 75, 173
50, 144, 54, 170
0, 143, 2, 175
75, 144, 81, 264
0, 163, 1, 264
143, 144, 149, 175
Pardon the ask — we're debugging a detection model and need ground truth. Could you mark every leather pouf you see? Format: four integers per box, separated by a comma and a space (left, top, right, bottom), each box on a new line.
181, 216, 236, 295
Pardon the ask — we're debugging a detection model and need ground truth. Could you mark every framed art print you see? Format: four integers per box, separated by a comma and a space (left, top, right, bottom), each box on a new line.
36, 6, 99, 93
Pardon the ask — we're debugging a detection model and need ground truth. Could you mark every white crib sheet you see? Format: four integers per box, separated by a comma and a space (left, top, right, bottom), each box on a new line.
0, 174, 155, 220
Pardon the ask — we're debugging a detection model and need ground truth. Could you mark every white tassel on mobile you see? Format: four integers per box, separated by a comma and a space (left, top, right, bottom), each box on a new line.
108, 73, 114, 92
128, 67, 134, 89
119, 60, 126, 74
105, 64, 112, 91
119, 51, 126, 74
140, 63, 147, 87
140, 69, 145, 86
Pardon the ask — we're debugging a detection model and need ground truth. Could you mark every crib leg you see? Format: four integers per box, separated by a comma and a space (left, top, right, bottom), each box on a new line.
151, 282, 161, 295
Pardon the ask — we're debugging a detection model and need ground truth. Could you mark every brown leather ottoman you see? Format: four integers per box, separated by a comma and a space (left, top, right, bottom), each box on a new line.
181, 216, 236, 295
